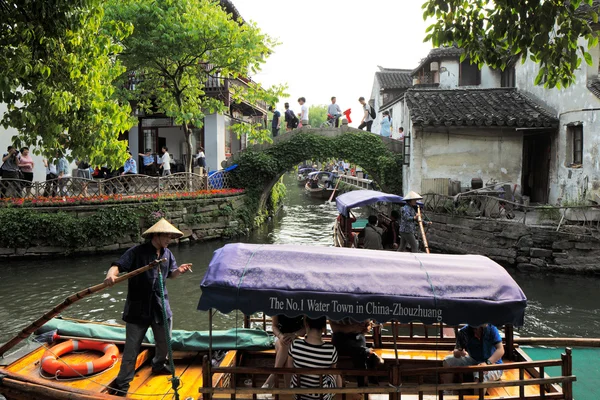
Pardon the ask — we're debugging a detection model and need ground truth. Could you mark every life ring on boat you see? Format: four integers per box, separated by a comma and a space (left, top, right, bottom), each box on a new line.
40, 339, 119, 377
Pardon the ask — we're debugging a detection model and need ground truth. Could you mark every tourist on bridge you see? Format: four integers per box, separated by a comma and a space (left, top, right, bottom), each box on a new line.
357, 97, 373, 132
380, 110, 392, 138
284, 102, 298, 131
139, 149, 156, 175
327, 96, 342, 127
361, 215, 383, 250
398, 191, 429, 253
18, 147, 34, 196
105, 218, 193, 397
394, 127, 405, 142
269, 105, 281, 137
442, 324, 505, 390
298, 97, 309, 127
1, 146, 22, 198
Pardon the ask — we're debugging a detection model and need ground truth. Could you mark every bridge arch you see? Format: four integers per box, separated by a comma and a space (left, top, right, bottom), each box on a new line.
230, 127, 404, 216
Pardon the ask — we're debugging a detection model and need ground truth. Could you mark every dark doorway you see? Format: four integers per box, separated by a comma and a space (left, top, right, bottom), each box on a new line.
158, 137, 167, 152
522, 134, 551, 204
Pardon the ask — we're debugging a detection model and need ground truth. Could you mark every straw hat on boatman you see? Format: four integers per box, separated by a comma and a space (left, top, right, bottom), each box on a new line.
397, 191, 429, 253
105, 218, 192, 397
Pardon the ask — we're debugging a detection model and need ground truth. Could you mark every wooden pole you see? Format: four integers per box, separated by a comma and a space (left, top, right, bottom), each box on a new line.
0, 258, 166, 357
416, 207, 430, 254
327, 176, 341, 203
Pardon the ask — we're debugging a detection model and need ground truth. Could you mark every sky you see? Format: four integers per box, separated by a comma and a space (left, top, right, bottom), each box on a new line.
234, 0, 434, 126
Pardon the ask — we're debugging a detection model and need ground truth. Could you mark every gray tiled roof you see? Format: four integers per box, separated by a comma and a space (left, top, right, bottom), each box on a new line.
405, 88, 558, 128
376, 69, 413, 90
412, 46, 464, 74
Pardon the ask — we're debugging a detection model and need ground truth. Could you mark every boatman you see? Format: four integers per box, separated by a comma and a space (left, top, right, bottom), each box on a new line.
105, 218, 193, 397
398, 191, 428, 253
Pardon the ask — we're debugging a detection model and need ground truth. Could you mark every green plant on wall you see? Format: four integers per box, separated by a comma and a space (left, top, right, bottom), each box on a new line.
269, 177, 287, 212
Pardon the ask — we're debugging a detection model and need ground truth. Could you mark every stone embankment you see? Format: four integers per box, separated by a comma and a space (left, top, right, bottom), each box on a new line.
0, 195, 246, 259
427, 214, 600, 274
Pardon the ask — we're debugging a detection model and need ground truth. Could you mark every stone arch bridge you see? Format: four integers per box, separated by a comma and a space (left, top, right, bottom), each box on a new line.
229, 126, 405, 210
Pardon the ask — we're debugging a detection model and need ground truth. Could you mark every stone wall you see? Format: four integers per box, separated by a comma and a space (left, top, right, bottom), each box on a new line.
0, 194, 246, 259
427, 213, 600, 274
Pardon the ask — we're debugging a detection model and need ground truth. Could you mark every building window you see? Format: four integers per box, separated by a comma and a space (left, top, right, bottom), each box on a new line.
459, 60, 481, 86
567, 125, 583, 166
501, 66, 516, 87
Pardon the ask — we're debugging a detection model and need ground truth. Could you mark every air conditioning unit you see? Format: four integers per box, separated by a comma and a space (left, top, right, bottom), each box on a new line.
430, 61, 440, 71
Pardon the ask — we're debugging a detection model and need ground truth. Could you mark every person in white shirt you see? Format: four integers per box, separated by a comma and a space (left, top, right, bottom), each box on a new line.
159, 146, 171, 176
298, 97, 309, 127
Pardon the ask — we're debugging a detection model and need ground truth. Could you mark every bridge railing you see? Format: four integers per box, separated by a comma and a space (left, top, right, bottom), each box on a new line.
0, 172, 236, 202
338, 174, 374, 190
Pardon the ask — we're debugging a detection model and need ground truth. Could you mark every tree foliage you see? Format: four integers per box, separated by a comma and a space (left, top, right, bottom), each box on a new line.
105, 0, 286, 172
422, 0, 600, 88
0, 0, 135, 166
309, 105, 328, 128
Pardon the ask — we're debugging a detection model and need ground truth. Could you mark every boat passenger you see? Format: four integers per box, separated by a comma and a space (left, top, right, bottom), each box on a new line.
287, 316, 342, 400
104, 218, 193, 397
383, 210, 400, 250
398, 191, 423, 253
442, 324, 505, 388
361, 215, 383, 250
261, 315, 306, 391
330, 318, 383, 387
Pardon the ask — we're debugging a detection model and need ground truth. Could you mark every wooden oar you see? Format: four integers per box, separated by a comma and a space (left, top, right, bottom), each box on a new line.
416, 207, 430, 254
327, 176, 341, 202
0, 258, 166, 357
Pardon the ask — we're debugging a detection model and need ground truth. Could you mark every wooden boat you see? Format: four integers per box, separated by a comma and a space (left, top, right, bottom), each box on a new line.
297, 167, 317, 187
0, 244, 582, 400
334, 189, 407, 247
304, 171, 338, 199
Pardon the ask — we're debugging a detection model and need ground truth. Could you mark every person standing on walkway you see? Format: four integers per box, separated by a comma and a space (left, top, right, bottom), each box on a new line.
298, 97, 309, 127
327, 96, 342, 127
105, 218, 192, 397
284, 102, 298, 131
138, 149, 156, 176
43, 157, 58, 197
380, 111, 392, 138
358, 97, 373, 132
398, 191, 423, 253
18, 147, 34, 196
159, 146, 171, 176
270, 106, 281, 137
1, 146, 21, 198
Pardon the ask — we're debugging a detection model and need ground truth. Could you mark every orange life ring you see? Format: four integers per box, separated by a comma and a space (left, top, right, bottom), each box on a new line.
41, 339, 119, 377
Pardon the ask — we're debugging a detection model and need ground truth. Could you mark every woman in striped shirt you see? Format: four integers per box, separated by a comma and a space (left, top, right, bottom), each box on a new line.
287, 316, 341, 400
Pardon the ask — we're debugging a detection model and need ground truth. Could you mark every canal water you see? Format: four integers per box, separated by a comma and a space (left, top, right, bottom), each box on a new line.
1, 174, 599, 345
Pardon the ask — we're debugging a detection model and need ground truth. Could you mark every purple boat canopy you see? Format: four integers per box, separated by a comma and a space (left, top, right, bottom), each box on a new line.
198, 243, 527, 327
336, 190, 406, 217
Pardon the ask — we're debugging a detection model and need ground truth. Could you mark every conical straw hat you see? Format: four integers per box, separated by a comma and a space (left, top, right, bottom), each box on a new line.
403, 191, 423, 201
142, 218, 184, 239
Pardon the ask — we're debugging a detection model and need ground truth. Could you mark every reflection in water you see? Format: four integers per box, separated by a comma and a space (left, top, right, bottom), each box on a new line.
0, 174, 599, 346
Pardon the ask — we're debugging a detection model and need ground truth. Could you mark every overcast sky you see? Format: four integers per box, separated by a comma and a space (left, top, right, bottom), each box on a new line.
235, 0, 433, 126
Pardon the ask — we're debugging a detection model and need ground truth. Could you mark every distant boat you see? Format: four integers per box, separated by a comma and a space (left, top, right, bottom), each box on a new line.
304, 171, 338, 199
296, 167, 317, 186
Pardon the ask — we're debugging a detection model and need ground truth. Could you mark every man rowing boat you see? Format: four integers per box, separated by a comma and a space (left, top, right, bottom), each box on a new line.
105, 218, 193, 397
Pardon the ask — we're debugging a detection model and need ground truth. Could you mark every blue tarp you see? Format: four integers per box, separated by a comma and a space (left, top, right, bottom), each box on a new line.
208, 164, 238, 189
198, 243, 527, 327
336, 190, 406, 217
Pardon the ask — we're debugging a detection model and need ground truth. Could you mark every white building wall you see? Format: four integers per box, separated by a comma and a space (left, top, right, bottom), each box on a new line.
370, 77, 383, 134
516, 38, 600, 203
204, 113, 226, 171
439, 60, 460, 88
480, 66, 502, 88
407, 125, 523, 194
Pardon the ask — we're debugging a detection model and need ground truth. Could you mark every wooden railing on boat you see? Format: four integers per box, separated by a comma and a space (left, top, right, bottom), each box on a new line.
200, 348, 575, 400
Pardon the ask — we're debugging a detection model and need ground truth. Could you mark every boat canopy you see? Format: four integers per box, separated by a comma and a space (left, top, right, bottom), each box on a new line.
307, 171, 336, 178
336, 190, 406, 217
298, 167, 316, 174
198, 243, 527, 327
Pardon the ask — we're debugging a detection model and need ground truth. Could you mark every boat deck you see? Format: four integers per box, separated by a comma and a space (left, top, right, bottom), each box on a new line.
3, 343, 554, 400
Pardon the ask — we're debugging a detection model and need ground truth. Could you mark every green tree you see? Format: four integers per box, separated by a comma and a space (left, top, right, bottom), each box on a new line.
106, 0, 285, 172
309, 105, 328, 127
0, 0, 135, 167
422, 0, 599, 88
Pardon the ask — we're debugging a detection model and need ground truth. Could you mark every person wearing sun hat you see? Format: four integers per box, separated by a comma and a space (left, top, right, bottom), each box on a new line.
397, 191, 425, 253
105, 218, 193, 396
